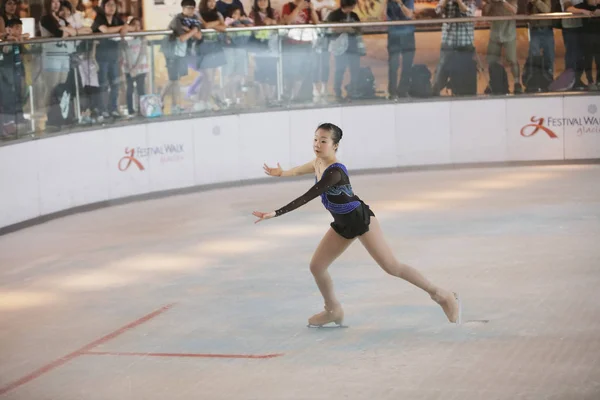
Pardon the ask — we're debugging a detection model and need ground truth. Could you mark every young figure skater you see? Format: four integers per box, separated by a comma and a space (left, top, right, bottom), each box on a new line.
252, 123, 461, 327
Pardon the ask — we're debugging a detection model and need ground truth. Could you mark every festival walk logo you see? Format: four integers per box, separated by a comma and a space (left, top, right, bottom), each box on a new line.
118, 144, 185, 171
520, 104, 600, 138
520, 117, 559, 139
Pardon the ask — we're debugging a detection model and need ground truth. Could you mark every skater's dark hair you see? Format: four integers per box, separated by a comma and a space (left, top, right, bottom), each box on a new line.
316, 123, 343, 149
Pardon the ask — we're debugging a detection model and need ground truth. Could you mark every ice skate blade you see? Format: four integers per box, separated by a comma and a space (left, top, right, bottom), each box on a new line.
307, 323, 348, 329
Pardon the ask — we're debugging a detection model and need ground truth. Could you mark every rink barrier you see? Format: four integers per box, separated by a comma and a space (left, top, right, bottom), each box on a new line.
1, 95, 599, 234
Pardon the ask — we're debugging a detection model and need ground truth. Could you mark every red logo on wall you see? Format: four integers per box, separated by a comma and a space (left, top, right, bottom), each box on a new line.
118, 148, 145, 171
520, 117, 558, 139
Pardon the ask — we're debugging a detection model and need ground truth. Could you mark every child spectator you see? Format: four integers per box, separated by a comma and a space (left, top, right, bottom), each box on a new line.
59, 0, 91, 35
75, 40, 101, 123
121, 17, 148, 116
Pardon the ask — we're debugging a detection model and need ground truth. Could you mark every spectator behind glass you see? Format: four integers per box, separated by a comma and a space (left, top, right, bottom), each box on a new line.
19, 0, 28, 18
386, 0, 416, 99
197, 0, 227, 111
431, 0, 476, 95
575, 0, 600, 90
222, 5, 253, 106
559, 0, 591, 90
92, 0, 131, 119
121, 17, 148, 116
0, 0, 21, 39
524, 0, 554, 79
217, 0, 246, 17
313, 0, 336, 101
217, 0, 249, 107
0, 18, 27, 138
483, 0, 522, 94
327, 0, 361, 100
75, 40, 101, 123
281, 0, 319, 102
60, 0, 91, 33
162, 0, 202, 114
39, 0, 77, 129
249, 0, 280, 105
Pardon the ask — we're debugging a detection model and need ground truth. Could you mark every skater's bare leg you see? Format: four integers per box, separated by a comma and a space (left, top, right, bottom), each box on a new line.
358, 217, 460, 322
309, 227, 354, 322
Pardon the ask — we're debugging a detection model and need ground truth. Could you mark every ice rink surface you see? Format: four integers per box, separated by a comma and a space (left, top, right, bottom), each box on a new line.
1, 164, 599, 399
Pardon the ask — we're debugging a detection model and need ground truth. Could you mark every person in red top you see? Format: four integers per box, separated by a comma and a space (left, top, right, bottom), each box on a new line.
280, 0, 319, 102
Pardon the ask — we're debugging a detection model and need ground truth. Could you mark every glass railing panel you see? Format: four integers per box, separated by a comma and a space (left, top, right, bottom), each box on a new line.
1, 12, 599, 145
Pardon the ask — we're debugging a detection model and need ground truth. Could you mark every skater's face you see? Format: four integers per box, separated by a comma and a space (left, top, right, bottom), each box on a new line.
313, 129, 338, 157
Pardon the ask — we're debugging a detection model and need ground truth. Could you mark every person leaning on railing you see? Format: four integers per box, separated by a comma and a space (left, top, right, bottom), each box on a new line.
161, 0, 203, 114
431, 0, 477, 95
0, 0, 21, 40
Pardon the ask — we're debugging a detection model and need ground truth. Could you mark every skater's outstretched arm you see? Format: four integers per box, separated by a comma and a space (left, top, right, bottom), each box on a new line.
253, 168, 342, 223
263, 159, 316, 177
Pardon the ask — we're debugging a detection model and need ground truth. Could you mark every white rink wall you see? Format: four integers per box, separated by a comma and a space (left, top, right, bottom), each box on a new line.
1, 95, 599, 230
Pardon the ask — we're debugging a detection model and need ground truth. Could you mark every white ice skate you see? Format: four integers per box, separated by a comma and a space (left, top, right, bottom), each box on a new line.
307, 306, 348, 329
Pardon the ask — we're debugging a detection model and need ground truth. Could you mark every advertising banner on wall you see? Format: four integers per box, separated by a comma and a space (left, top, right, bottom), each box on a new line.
563, 96, 600, 160
506, 97, 565, 161
449, 99, 508, 163
111, 125, 151, 200
3, 95, 600, 231
396, 101, 451, 166
193, 115, 242, 185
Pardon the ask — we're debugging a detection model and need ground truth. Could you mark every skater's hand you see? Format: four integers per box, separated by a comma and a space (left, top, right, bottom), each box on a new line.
252, 211, 276, 223
263, 162, 283, 177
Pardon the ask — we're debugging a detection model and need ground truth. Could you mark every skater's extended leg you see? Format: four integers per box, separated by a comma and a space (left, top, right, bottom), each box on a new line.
358, 217, 460, 323
308, 227, 355, 325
